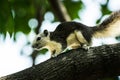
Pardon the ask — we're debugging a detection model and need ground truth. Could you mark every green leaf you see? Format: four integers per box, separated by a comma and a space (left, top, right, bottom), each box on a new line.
0, 0, 14, 36
11, 0, 36, 34
63, 0, 83, 20
39, 48, 48, 54
101, 6, 111, 15
101, 0, 111, 16
97, 0, 111, 24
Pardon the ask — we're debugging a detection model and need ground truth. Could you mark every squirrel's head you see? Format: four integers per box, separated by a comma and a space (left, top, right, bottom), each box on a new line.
32, 30, 50, 50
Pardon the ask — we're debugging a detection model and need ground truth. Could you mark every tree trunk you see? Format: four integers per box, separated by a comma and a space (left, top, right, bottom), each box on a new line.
1, 43, 120, 80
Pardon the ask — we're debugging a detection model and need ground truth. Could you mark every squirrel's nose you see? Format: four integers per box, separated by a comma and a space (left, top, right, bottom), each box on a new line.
32, 45, 35, 48
32, 44, 38, 48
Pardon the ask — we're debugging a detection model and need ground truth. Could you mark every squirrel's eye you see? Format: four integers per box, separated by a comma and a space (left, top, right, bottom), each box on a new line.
36, 37, 41, 41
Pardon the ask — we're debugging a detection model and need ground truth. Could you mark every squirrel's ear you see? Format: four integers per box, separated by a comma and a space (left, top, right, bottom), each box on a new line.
43, 29, 49, 36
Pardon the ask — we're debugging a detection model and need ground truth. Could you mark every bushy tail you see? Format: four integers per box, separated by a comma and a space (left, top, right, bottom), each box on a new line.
92, 10, 120, 38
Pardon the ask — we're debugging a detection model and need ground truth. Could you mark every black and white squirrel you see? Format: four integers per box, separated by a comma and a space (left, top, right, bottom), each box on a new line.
32, 10, 120, 57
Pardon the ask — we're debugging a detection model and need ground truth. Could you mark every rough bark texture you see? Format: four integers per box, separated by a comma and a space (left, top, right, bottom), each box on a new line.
1, 43, 120, 80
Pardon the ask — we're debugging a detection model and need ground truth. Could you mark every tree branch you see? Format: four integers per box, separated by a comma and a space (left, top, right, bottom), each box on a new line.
48, 0, 71, 22
1, 43, 120, 80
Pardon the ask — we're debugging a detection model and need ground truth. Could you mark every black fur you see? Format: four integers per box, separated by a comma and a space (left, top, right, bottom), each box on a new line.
44, 29, 49, 36
92, 10, 120, 32
50, 22, 93, 49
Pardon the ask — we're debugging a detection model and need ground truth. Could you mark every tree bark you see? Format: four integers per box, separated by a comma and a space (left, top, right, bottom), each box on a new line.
1, 43, 120, 80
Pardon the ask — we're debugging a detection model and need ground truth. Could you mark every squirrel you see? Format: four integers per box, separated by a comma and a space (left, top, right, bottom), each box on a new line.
32, 10, 120, 57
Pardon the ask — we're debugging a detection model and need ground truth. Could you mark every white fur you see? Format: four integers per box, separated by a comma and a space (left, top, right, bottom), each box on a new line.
32, 32, 62, 57
74, 30, 88, 44
32, 11, 120, 57
93, 20, 120, 38
66, 33, 80, 49
66, 30, 90, 50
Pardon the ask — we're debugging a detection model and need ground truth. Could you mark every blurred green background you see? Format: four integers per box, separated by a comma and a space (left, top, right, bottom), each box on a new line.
0, 0, 120, 79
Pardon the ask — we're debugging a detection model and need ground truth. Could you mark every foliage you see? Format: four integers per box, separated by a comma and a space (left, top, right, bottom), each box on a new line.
96, 0, 112, 24
39, 48, 48, 54
0, 0, 119, 80
0, 0, 14, 35
0, 0, 111, 36
0, 0, 85, 36
0, 0, 49, 36
63, 0, 83, 19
